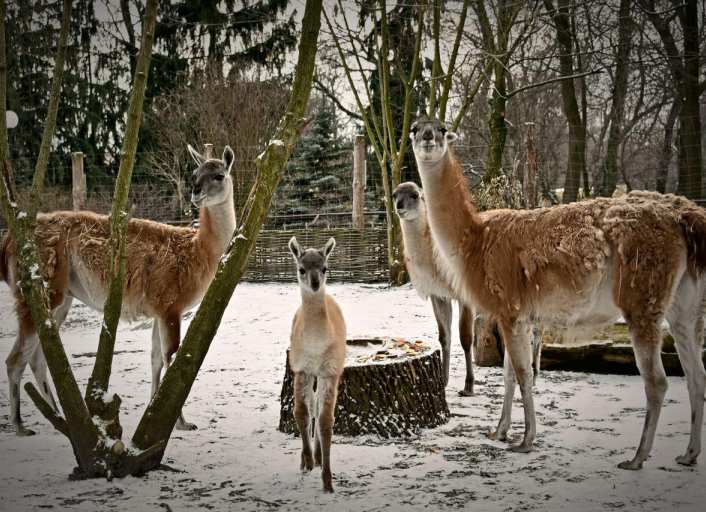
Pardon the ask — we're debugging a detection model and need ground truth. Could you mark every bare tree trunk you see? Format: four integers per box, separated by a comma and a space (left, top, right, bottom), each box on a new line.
599, 0, 631, 197
1, 0, 173, 479
678, 0, 703, 199
0, 0, 104, 473
131, 0, 324, 466
485, 66, 508, 182
524, 123, 538, 208
545, 0, 585, 204
83, 0, 159, 447
657, 100, 679, 193
642, 0, 703, 200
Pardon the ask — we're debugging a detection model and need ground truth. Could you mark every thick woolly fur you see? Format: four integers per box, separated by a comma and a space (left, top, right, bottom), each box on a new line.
1, 145, 237, 435
288, 237, 346, 493
412, 116, 706, 470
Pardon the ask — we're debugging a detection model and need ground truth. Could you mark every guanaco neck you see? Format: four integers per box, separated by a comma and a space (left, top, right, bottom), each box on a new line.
399, 206, 434, 267
196, 183, 237, 262
415, 149, 482, 264
299, 287, 328, 315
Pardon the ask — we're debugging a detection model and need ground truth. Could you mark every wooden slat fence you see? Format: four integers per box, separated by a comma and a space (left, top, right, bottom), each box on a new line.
244, 227, 389, 283
0, 227, 390, 283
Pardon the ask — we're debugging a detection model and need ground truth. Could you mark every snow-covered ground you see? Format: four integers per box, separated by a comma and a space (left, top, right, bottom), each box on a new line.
0, 282, 704, 512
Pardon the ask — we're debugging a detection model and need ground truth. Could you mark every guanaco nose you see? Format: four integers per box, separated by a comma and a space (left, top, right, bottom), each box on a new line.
310, 274, 320, 291
422, 128, 434, 141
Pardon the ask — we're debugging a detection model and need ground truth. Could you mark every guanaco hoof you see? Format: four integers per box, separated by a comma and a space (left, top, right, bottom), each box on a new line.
175, 420, 198, 431
617, 459, 643, 470
301, 452, 314, 472
676, 454, 698, 466
15, 425, 36, 437
509, 443, 533, 453
487, 430, 508, 442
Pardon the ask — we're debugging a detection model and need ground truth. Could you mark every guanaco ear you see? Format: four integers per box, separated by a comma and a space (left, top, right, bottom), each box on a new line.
187, 144, 205, 166
288, 236, 301, 260
323, 237, 336, 260
445, 131, 458, 143
222, 145, 235, 175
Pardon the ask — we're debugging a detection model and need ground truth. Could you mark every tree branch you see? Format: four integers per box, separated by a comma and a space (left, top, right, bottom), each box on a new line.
86, 0, 159, 411
0, 0, 101, 470
506, 68, 603, 99
25, 382, 70, 438
132, 0, 324, 455
313, 76, 362, 119
27, 0, 72, 219
322, 7, 383, 162
439, 0, 470, 122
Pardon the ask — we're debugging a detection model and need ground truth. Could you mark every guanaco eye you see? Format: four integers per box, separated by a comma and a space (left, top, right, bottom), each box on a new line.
298, 268, 305, 275
411, 126, 418, 135
439, 127, 447, 135
411, 193, 418, 199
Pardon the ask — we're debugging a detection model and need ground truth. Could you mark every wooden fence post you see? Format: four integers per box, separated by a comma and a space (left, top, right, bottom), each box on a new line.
352, 134, 366, 229
71, 151, 86, 210
204, 143, 214, 159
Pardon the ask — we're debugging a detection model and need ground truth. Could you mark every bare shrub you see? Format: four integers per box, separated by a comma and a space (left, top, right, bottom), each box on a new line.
146, 68, 289, 213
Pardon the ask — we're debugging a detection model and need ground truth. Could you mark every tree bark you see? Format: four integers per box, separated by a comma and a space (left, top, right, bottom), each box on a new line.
131, 0, 324, 466
598, 0, 631, 197
641, 0, 703, 200
279, 342, 450, 437
0, 0, 104, 473
678, 0, 703, 199
86, 0, 159, 420
656, 100, 679, 193
545, 0, 585, 203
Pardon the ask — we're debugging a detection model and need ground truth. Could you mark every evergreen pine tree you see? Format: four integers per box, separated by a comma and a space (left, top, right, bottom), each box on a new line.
275, 99, 352, 227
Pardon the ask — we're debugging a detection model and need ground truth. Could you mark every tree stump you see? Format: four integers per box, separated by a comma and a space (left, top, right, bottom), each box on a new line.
278, 338, 450, 437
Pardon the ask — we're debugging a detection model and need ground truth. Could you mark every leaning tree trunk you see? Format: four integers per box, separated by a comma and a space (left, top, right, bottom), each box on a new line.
279, 339, 450, 437
131, 0, 324, 467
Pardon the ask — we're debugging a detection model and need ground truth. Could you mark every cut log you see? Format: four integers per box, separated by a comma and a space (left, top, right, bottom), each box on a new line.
278, 338, 450, 437
539, 341, 706, 376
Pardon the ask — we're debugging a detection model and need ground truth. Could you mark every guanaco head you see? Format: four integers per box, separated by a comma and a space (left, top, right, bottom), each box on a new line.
289, 236, 336, 293
409, 116, 458, 166
392, 182, 425, 221
187, 144, 235, 208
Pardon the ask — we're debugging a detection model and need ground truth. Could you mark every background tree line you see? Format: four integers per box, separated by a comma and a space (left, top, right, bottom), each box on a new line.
5, 0, 706, 280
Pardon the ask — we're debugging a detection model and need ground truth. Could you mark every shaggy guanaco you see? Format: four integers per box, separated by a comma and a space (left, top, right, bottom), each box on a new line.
392, 181, 542, 395
1, 145, 237, 435
411, 115, 706, 470
288, 236, 346, 493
